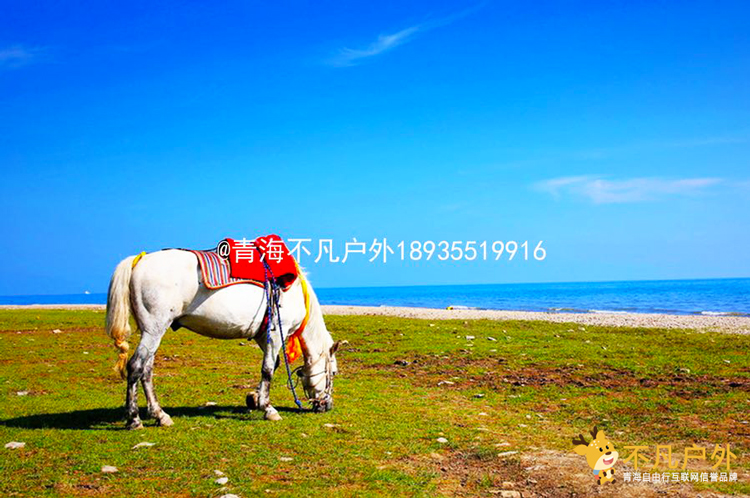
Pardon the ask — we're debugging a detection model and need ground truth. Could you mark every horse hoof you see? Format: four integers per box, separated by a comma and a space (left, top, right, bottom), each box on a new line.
264, 407, 282, 421
127, 419, 144, 430
246, 392, 259, 410
157, 414, 174, 427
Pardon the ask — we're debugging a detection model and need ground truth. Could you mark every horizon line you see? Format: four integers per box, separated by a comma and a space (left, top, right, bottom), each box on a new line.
1, 275, 748, 298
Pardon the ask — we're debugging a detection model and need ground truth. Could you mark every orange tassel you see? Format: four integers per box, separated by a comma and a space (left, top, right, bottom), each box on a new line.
286, 333, 303, 363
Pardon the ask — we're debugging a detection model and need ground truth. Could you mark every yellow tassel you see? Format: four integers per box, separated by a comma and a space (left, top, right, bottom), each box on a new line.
286, 262, 311, 363
131, 251, 146, 269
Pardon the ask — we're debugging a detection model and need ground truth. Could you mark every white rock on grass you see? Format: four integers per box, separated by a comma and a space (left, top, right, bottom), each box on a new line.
52, 329, 62, 334
497, 451, 518, 458
215, 476, 229, 485
279, 456, 293, 462
214, 470, 225, 476
101, 466, 118, 473
131, 442, 155, 449
436, 437, 449, 444
219, 495, 240, 498
16, 391, 28, 396
5, 441, 25, 449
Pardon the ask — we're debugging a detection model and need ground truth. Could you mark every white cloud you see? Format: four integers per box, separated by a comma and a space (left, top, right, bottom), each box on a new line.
0, 45, 47, 69
535, 176, 722, 204
327, 4, 484, 67
330, 26, 420, 67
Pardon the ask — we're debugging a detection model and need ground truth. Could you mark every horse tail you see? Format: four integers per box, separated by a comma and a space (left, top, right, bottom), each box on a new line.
106, 254, 140, 379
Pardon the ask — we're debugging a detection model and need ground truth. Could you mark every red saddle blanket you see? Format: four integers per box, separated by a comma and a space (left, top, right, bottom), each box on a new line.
185, 235, 306, 364
220, 234, 298, 289
190, 234, 299, 291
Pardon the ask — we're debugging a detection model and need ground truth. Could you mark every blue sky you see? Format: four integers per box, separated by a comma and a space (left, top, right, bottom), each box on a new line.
1, 1, 749, 295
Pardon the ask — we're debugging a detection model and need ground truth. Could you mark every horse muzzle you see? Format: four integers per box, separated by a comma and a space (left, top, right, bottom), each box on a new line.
312, 397, 333, 413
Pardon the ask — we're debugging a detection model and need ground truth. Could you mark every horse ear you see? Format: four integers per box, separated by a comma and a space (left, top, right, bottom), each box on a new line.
330, 340, 348, 355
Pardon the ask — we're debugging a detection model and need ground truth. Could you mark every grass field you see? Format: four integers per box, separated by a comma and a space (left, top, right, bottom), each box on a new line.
0, 310, 748, 497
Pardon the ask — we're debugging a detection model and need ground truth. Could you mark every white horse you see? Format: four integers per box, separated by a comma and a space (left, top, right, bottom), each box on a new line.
105, 249, 340, 429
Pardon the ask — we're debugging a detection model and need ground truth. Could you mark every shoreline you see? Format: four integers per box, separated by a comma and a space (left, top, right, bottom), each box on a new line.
2, 303, 749, 333
322, 305, 750, 333
0, 304, 106, 310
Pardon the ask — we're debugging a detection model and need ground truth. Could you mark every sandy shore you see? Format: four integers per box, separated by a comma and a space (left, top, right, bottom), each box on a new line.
3, 303, 749, 334
321, 305, 750, 334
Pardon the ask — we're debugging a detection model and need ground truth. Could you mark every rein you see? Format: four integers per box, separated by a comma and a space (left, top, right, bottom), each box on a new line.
261, 260, 304, 409
261, 260, 333, 410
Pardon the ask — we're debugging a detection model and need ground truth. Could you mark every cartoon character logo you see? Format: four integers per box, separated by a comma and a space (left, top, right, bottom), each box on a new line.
572, 425, 619, 485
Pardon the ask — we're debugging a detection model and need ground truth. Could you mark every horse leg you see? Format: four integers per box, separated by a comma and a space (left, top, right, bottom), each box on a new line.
125, 329, 168, 429
125, 346, 146, 430
255, 329, 283, 421
246, 355, 279, 410
141, 352, 173, 427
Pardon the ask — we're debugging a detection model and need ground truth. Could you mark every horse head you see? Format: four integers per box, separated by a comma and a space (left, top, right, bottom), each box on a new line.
299, 339, 343, 412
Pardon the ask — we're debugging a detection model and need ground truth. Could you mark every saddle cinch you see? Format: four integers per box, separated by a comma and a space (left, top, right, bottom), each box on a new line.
186, 234, 309, 363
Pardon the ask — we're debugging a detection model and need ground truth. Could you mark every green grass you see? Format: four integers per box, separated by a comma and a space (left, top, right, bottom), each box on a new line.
0, 310, 748, 496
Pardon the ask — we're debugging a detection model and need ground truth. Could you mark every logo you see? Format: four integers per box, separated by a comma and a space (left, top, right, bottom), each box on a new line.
572, 425, 620, 485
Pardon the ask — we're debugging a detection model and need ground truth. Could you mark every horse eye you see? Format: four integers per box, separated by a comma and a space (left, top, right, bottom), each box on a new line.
606, 445, 609, 449
599, 448, 603, 452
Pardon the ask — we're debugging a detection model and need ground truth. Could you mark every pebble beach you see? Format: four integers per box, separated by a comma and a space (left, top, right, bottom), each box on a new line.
321, 305, 750, 334
3, 304, 749, 334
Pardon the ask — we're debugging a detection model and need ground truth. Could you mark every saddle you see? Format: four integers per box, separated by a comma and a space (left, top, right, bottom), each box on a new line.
185, 234, 307, 363
188, 234, 299, 291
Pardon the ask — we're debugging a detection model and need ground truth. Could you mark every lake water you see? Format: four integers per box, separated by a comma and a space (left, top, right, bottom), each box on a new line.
2, 278, 748, 316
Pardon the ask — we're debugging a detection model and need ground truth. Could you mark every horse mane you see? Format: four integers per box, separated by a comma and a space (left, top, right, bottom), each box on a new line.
295, 270, 333, 361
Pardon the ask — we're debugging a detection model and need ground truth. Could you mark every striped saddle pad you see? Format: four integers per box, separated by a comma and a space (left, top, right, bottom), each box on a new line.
187, 250, 263, 290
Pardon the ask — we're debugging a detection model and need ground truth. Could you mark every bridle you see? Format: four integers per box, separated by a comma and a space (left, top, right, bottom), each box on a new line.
294, 348, 334, 407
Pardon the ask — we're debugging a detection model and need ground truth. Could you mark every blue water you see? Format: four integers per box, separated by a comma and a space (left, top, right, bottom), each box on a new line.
316, 278, 750, 316
1, 278, 748, 316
